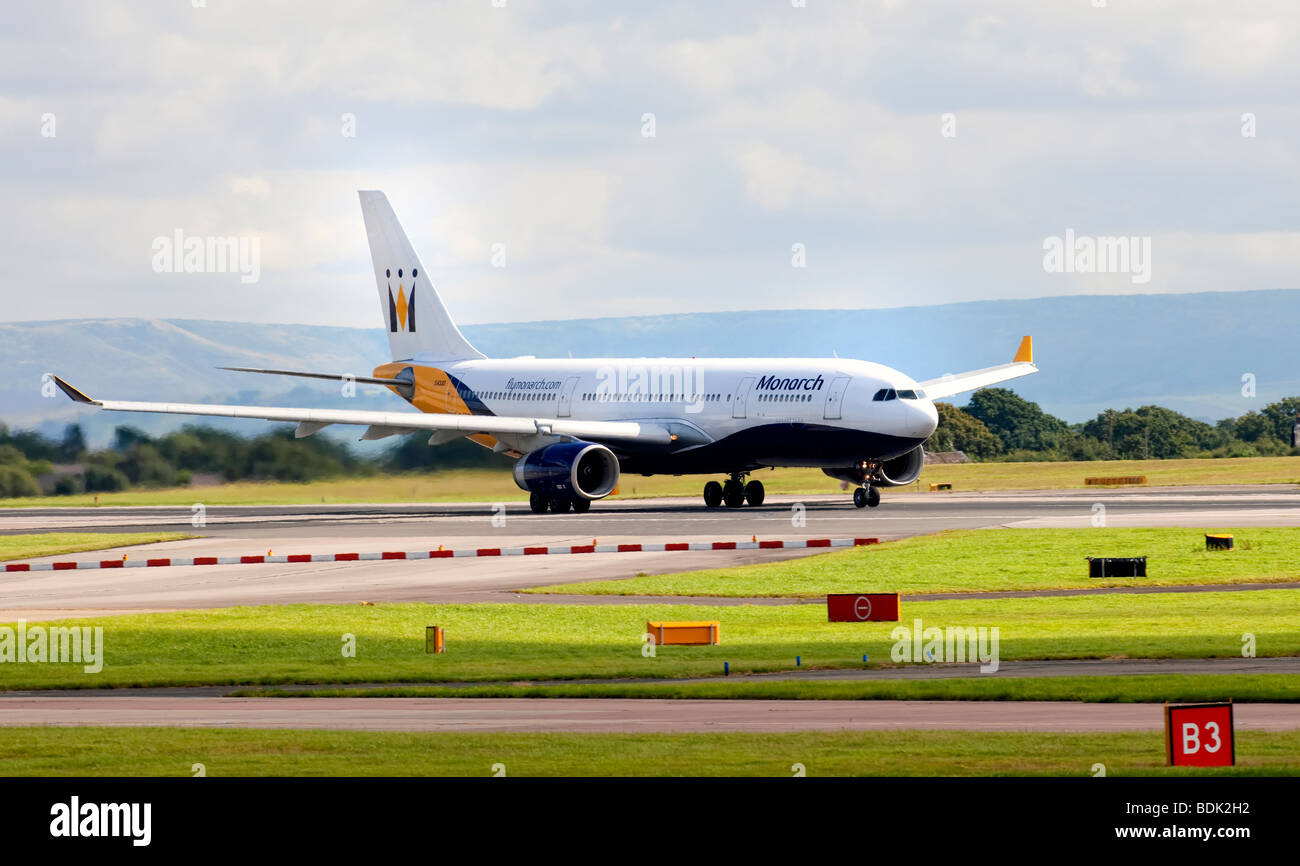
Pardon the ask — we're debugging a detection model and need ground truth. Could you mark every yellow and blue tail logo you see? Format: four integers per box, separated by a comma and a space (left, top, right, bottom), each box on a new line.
386, 267, 417, 333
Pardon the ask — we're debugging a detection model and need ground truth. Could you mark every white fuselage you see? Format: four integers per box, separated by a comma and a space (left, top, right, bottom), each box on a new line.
417, 354, 939, 474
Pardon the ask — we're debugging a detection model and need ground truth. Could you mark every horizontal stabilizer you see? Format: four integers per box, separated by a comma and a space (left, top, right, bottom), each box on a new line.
221, 365, 412, 393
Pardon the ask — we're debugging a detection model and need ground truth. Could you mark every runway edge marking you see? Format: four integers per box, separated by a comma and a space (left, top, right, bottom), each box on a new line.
5, 537, 880, 571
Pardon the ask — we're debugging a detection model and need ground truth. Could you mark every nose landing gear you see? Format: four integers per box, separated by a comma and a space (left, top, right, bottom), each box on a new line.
834, 460, 884, 509
703, 474, 765, 508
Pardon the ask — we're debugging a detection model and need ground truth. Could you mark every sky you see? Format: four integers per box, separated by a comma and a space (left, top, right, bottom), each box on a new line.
2, 0, 1298, 328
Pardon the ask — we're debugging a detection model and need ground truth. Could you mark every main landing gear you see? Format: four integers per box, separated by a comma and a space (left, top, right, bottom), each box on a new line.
853, 484, 881, 509
703, 474, 765, 508
529, 492, 591, 514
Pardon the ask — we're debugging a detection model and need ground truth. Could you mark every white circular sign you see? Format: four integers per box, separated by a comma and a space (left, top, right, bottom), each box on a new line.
853, 595, 872, 621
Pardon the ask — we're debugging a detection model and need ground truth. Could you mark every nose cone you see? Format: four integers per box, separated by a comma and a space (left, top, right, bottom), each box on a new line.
906, 400, 939, 439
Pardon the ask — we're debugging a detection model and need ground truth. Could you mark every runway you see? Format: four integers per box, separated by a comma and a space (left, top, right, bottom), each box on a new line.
0, 485, 1296, 619
7, 485, 1298, 535
2, 695, 1298, 733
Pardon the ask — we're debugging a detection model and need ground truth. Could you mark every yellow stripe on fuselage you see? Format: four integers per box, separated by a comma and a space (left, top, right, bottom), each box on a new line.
372, 362, 501, 451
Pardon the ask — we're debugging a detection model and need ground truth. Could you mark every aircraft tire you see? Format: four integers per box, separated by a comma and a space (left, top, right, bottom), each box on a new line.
723, 479, 745, 508
703, 481, 723, 508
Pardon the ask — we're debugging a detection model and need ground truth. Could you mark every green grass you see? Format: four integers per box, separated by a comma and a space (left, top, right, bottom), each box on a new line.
239, 674, 1300, 703
3, 591, 1297, 690
0, 532, 192, 562
530, 527, 1300, 597
4, 455, 1298, 507
1, 727, 1297, 776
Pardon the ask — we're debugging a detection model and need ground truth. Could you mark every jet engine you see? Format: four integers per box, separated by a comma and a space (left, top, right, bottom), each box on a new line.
876, 445, 925, 487
512, 441, 620, 500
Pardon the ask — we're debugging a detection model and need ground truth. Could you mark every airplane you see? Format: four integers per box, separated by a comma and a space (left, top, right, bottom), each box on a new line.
53, 190, 1038, 514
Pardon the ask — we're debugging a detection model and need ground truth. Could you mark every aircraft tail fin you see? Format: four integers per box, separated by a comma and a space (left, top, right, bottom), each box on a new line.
358, 190, 484, 362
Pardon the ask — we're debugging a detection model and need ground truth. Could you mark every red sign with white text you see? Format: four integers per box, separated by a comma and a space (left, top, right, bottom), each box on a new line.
826, 593, 899, 622
1165, 703, 1234, 767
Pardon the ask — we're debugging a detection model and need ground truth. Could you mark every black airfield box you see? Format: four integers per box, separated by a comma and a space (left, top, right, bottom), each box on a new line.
1206, 533, 1235, 551
1087, 556, 1147, 578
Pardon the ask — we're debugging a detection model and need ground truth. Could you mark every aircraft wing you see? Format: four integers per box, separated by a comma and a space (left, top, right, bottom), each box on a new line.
918, 336, 1038, 400
50, 376, 672, 444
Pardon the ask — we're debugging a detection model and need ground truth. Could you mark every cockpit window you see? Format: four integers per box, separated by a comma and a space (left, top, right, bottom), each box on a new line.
897, 389, 916, 399
872, 388, 887, 401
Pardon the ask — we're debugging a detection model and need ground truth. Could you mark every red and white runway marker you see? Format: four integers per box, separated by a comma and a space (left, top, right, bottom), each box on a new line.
5, 537, 879, 572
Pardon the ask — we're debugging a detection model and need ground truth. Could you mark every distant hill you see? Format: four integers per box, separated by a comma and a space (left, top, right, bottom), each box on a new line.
4, 289, 1297, 447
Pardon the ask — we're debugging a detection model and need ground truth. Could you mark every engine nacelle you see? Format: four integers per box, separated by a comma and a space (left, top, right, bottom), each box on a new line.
876, 445, 925, 487
512, 441, 620, 501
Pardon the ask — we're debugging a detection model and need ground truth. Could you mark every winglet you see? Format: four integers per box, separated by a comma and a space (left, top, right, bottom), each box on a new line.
1013, 336, 1033, 364
51, 376, 98, 405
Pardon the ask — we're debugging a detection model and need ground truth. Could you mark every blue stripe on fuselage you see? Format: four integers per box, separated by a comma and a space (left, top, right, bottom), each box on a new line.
444, 372, 495, 416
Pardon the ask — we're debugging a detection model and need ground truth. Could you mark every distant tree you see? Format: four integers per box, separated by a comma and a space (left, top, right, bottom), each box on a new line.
237, 429, 370, 481
0, 427, 61, 462
925, 403, 1001, 460
1080, 405, 1214, 459
0, 444, 53, 484
0, 465, 40, 498
161, 426, 250, 477
24, 459, 52, 478
384, 434, 510, 472
1261, 397, 1300, 445
59, 424, 87, 461
119, 443, 178, 487
964, 389, 1070, 453
1233, 411, 1271, 443
155, 429, 207, 470
83, 465, 129, 492
113, 426, 153, 452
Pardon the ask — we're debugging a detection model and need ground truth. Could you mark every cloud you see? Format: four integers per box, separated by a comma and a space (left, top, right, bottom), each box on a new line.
1, 0, 1298, 328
